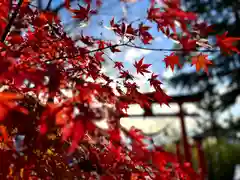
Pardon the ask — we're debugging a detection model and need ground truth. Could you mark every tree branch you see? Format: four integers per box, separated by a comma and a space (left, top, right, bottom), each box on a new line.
46, 0, 53, 10
124, 44, 219, 53
1, 0, 24, 42
44, 41, 220, 64
45, 43, 124, 63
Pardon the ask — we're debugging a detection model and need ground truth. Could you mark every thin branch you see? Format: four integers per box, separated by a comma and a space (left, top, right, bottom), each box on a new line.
1, 0, 24, 42
46, 0, 53, 10
124, 44, 219, 53
45, 43, 125, 63
45, 41, 220, 64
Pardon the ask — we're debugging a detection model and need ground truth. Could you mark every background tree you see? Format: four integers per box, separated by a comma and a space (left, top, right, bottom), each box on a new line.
167, 0, 240, 128
166, 1, 240, 178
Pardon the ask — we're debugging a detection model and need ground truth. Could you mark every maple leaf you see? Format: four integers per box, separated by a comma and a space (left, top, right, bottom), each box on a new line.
80, 34, 94, 46
114, 61, 124, 70
148, 73, 162, 89
119, 70, 133, 80
191, 54, 212, 75
66, 2, 91, 21
138, 24, 153, 44
216, 32, 240, 54
163, 53, 182, 71
94, 51, 105, 62
179, 36, 197, 51
68, 120, 85, 154
108, 129, 121, 143
125, 24, 138, 39
124, 82, 139, 95
97, 40, 105, 49
116, 101, 129, 114
134, 57, 151, 75
154, 88, 171, 106
136, 93, 151, 109
39, 11, 59, 24
147, 7, 162, 21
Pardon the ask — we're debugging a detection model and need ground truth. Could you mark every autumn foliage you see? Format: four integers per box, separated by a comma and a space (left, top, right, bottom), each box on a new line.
0, 0, 239, 179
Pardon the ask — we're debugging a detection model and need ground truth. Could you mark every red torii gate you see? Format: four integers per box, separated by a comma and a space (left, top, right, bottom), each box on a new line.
119, 91, 206, 178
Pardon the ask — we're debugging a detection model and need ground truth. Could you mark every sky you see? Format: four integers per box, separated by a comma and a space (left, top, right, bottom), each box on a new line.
41, 0, 240, 144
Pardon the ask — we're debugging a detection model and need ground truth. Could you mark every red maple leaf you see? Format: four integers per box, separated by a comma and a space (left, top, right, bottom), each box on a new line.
216, 31, 240, 54
66, 2, 92, 21
179, 36, 197, 51
114, 61, 124, 70
148, 73, 162, 89
94, 51, 105, 62
119, 70, 133, 80
68, 120, 85, 154
154, 88, 171, 106
134, 57, 151, 75
163, 52, 182, 71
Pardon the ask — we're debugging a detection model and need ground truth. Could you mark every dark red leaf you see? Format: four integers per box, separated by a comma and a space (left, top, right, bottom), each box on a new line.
134, 57, 151, 75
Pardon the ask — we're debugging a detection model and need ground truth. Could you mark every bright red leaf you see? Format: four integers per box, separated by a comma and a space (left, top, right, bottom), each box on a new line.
216, 31, 240, 54
163, 52, 182, 71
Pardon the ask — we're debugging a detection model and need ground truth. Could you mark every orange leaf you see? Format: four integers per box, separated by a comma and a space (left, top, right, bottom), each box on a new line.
191, 54, 212, 75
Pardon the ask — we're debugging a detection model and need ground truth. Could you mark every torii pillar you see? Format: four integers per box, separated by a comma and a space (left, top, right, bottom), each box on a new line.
193, 135, 207, 180
178, 102, 192, 164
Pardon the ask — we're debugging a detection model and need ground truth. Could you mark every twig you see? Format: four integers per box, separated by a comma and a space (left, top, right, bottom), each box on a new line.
124, 44, 219, 53
45, 41, 220, 64
44, 43, 125, 63
46, 0, 53, 10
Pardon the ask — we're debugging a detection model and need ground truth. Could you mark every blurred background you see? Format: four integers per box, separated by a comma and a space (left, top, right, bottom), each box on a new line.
21, 0, 240, 179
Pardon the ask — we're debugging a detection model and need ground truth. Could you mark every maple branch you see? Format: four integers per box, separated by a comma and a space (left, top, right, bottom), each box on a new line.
1, 0, 24, 42
45, 43, 124, 63
46, 0, 53, 10
124, 44, 219, 53
44, 40, 219, 64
